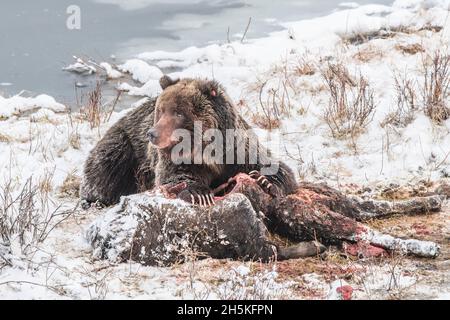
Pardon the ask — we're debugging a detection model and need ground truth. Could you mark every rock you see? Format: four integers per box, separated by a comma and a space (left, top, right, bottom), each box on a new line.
435, 183, 450, 199
86, 191, 278, 266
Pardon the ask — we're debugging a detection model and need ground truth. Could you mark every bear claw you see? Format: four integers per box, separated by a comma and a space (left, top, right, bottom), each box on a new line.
249, 170, 274, 195
190, 192, 215, 207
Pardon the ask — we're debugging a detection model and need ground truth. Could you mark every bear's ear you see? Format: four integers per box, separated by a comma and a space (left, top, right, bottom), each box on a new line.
198, 79, 221, 99
160, 75, 179, 90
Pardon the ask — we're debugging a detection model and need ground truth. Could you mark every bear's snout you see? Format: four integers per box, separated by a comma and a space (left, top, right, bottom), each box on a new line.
147, 128, 159, 144
147, 124, 176, 149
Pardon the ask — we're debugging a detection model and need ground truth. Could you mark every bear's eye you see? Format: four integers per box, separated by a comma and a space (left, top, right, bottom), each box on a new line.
175, 112, 183, 118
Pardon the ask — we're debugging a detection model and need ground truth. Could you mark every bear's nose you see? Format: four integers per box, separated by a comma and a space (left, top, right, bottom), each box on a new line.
147, 129, 159, 143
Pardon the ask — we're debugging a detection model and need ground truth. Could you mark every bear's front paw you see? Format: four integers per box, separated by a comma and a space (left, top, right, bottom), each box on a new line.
249, 170, 279, 197
178, 188, 215, 207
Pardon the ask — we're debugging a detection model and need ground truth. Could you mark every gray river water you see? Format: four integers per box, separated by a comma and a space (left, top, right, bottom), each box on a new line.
0, 0, 392, 106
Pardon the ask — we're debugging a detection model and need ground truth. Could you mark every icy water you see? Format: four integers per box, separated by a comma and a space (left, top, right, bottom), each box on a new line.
0, 0, 392, 106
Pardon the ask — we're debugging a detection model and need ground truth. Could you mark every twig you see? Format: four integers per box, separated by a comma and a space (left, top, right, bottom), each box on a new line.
435, 148, 450, 169
241, 17, 252, 44
0, 280, 63, 295
106, 90, 122, 122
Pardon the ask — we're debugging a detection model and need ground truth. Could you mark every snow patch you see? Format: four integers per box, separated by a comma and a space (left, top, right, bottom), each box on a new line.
0, 94, 67, 118
100, 62, 123, 79
118, 59, 163, 83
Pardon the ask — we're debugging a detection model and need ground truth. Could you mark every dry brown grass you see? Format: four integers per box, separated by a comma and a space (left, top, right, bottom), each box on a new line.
342, 29, 396, 46
80, 82, 103, 129
418, 25, 443, 33
0, 132, 11, 143
251, 113, 281, 130
254, 77, 293, 130
244, 55, 320, 130
322, 63, 376, 139
38, 169, 54, 196
395, 43, 425, 55
342, 24, 442, 46
30, 114, 60, 125
353, 45, 384, 63
0, 177, 74, 255
59, 172, 81, 198
77, 83, 122, 129
421, 51, 450, 124
381, 72, 417, 128
69, 133, 81, 150
294, 56, 317, 76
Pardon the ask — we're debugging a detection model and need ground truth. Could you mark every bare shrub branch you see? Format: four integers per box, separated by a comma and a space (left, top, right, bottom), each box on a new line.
422, 51, 450, 124
254, 79, 287, 130
381, 72, 417, 128
322, 63, 376, 139
79, 82, 103, 129
0, 176, 75, 255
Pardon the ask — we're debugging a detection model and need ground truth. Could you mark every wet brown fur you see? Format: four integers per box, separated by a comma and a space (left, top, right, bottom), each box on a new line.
80, 76, 298, 207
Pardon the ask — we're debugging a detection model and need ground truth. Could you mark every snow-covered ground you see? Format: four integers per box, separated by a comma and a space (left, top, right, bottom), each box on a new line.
0, 0, 449, 299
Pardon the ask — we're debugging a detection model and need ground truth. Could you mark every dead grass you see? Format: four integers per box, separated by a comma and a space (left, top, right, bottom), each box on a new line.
0, 132, 11, 143
342, 24, 442, 46
77, 83, 122, 129
30, 114, 60, 125
381, 72, 417, 128
80, 82, 103, 129
176, 254, 295, 300
69, 132, 81, 150
251, 113, 281, 130
273, 256, 361, 282
421, 51, 450, 124
322, 63, 376, 139
395, 43, 425, 55
283, 144, 318, 181
294, 56, 317, 76
257, 73, 295, 130
244, 54, 320, 130
210, 264, 292, 300
59, 172, 81, 198
0, 177, 75, 255
353, 45, 384, 63
419, 25, 443, 33
38, 169, 55, 196
342, 29, 396, 46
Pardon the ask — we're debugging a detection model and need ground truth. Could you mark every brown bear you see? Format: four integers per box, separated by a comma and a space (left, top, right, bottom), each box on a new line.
80, 76, 298, 208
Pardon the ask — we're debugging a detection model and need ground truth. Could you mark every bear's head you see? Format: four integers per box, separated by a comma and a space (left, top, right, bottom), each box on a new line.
148, 75, 234, 151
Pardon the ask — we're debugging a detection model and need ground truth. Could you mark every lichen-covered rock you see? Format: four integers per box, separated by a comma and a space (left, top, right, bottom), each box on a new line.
86, 191, 278, 266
